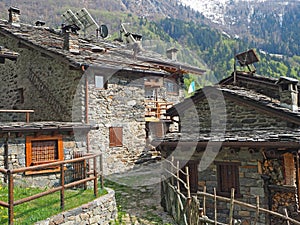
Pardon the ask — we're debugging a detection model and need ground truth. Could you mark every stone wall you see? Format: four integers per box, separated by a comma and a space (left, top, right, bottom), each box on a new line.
82, 69, 147, 175
0, 130, 87, 188
0, 33, 82, 122
35, 188, 117, 225
181, 95, 289, 134
195, 147, 266, 224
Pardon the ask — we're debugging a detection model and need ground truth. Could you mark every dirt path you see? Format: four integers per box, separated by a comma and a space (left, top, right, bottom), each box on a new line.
106, 164, 175, 225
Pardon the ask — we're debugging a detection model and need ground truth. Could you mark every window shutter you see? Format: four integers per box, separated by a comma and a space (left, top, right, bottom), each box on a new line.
109, 127, 123, 147
216, 162, 241, 196
283, 153, 295, 186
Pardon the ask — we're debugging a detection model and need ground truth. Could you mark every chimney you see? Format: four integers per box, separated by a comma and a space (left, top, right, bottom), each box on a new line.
62, 24, 80, 55
276, 76, 299, 112
166, 48, 178, 61
8, 7, 20, 27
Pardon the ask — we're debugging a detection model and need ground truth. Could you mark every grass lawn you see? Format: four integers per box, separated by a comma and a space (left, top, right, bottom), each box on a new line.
0, 184, 107, 225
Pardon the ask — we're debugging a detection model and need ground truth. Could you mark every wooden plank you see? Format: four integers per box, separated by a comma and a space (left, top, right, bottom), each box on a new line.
229, 188, 235, 225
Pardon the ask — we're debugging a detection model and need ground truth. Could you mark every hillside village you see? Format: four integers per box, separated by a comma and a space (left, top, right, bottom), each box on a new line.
0, 5, 300, 225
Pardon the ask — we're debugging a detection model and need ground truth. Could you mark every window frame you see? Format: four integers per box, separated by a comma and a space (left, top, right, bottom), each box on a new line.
25, 135, 64, 175
95, 74, 108, 89
109, 127, 123, 147
215, 161, 242, 197
164, 79, 179, 95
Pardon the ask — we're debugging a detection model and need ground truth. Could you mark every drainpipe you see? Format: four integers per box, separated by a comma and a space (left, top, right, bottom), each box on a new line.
4, 132, 10, 183
82, 64, 90, 153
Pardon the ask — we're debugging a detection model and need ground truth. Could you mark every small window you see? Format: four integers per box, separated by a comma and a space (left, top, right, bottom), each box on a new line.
16, 88, 24, 104
109, 127, 123, 147
26, 135, 63, 174
216, 162, 241, 197
95, 75, 107, 89
164, 80, 178, 95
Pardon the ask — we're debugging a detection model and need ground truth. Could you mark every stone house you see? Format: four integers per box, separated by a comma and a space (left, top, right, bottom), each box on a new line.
156, 71, 300, 224
0, 6, 205, 183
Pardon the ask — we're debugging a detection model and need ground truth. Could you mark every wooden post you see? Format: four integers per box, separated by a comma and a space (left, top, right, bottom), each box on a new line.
171, 156, 174, 186
254, 196, 260, 225
177, 161, 180, 191
214, 188, 217, 225
100, 154, 104, 189
93, 157, 98, 197
284, 208, 290, 225
203, 186, 207, 216
186, 166, 191, 199
229, 188, 235, 225
60, 164, 65, 210
8, 170, 14, 225
83, 159, 87, 190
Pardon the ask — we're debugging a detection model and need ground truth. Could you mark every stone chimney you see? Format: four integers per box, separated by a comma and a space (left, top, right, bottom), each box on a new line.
276, 76, 299, 112
62, 24, 80, 55
8, 7, 20, 27
166, 48, 178, 61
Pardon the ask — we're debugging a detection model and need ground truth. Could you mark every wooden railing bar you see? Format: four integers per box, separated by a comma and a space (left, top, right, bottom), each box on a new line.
11, 153, 101, 174
0, 110, 35, 123
0, 200, 9, 208
13, 177, 96, 206
197, 191, 300, 225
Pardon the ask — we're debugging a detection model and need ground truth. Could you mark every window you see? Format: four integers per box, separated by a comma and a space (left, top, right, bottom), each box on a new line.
26, 135, 63, 174
109, 127, 123, 147
164, 80, 178, 95
216, 162, 241, 197
95, 75, 107, 89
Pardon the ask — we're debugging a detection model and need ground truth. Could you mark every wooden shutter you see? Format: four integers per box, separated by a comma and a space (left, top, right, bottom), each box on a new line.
216, 162, 240, 196
109, 127, 123, 147
283, 153, 296, 186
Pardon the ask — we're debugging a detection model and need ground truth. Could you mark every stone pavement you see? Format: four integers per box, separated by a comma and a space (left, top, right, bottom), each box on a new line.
106, 163, 176, 225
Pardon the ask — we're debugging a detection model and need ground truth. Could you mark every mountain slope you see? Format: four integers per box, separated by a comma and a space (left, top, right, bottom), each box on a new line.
178, 0, 300, 56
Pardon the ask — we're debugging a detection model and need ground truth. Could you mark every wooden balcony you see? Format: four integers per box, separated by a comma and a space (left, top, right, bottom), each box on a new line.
145, 99, 173, 122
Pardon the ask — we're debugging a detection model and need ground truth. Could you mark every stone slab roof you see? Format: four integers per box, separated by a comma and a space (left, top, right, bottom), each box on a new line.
167, 84, 300, 123
0, 19, 205, 75
162, 83, 300, 144
157, 127, 300, 143
0, 121, 97, 133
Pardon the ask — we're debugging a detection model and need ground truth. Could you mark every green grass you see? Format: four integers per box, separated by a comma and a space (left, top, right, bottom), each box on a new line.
0, 184, 107, 225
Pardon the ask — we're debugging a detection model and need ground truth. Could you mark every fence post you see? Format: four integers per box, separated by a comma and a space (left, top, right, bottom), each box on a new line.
284, 208, 290, 225
229, 188, 235, 225
8, 170, 14, 225
93, 157, 98, 197
214, 188, 217, 225
60, 164, 65, 210
203, 186, 207, 216
100, 154, 104, 189
171, 156, 174, 186
253, 196, 260, 225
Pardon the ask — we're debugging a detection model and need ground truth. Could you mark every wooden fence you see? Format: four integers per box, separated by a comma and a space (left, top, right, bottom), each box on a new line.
0, 153, 103, 225
198, 187, 300, 225
161, 157, 199, 225
161, 157, 300, 225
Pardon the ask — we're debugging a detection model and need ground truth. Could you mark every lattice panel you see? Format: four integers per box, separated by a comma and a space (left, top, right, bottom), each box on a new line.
31, 140, 58, 163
